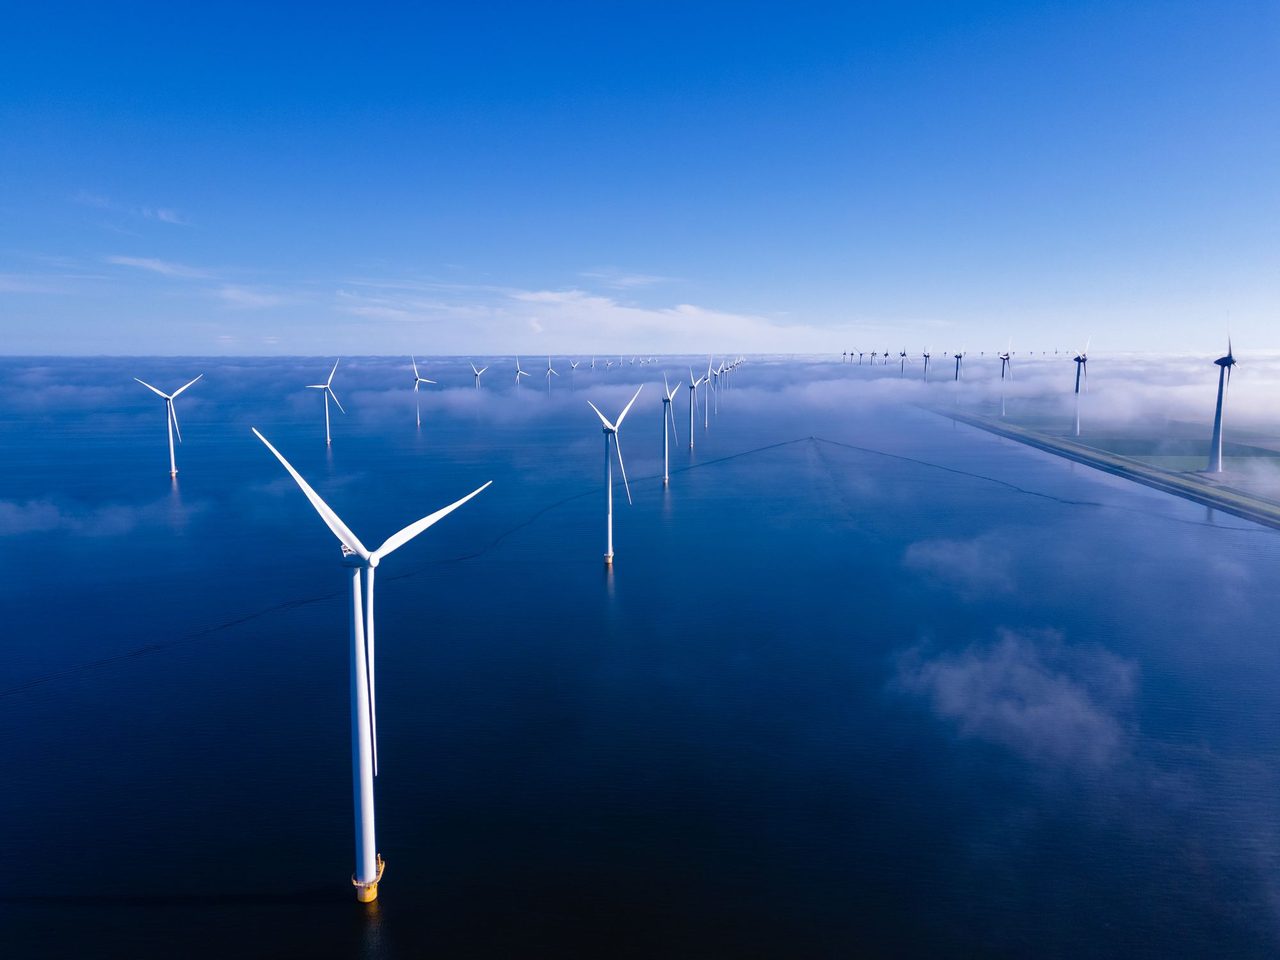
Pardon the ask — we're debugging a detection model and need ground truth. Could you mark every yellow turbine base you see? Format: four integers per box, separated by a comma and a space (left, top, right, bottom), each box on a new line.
353, 854, 385, 903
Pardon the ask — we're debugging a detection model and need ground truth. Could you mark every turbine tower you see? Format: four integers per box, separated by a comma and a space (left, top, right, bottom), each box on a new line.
1207, 339, 1237, 473
134, 374, 202, 476
411, 357, 436, 428
306, 359, 345, 444
587, 385, 643, 565
662, 373, 681, 485
252, 428, 491, 902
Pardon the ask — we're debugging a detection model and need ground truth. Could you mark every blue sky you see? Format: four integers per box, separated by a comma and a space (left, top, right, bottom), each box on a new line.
1, 1, 1275, 355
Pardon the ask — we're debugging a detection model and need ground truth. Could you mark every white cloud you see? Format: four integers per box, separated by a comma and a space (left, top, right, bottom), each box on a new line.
217, 285, 288, 308
104, 255, 210, 278
75, 191, 187, 225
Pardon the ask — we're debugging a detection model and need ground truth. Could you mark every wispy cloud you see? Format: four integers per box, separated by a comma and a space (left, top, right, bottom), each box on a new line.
216, 285, 288, 308
580, 267, 678, 289
104, 255, 210, 279
75, 191, 188, 226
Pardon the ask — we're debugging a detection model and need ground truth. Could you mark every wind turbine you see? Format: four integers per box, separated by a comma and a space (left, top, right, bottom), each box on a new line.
662, 373, 681, 485
842, 351, 848, 363
134, 373, 202, 476
1208, 339, 1237, 472
953, 349, 964, 381
870, 351, 877, 365
514, 356, 531, 386
470, 361, 488, 389
586, 386, 643, 565
858, 351, 864, 365
410, 357, 436, 428
704, 357, 713, 429
922, 349, 931, 382
899, 349, 909, 377
306, 359, 345, 444
251, 428, 491, 903
999, 341, 1012, 380
688, 368, 705, 450
569, 359, 580, 389
1073, 339, 1089, 395
545, 356, 559, 394
1072, 339, 1089, 436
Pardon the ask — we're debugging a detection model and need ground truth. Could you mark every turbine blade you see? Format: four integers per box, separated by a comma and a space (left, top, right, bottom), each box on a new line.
373, 480, 493, 560
327, 358, 340, 386
134, 377, 170, 400
169, 399, 183, 444
613, 385, 644, 429
586, 400, 615, 431
252, 428, 369, 558
668, 400, 679, 444
614, 434, 632, 505
328, 387, 346, 414
479, 366, 488, 375
366, 565, 378, 776
412, 356, 420, 378
170, 374, 203, 398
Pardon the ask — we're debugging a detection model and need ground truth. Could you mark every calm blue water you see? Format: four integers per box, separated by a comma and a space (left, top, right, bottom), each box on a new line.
2, 357, 1279, 958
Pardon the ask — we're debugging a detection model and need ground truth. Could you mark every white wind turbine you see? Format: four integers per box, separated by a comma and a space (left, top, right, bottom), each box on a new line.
545, 355, 559, 394
1208, 338, 1238, 472
662, 373, 682, 485
307, 359, 345, 444
514, 356, 531, 386
688, 367, 705, 450
703, 357, 713, 429
252, 428, 491, 903
470, 361, 489, 389
587, 385, 643, 565
569, 359, 580, 389
134, 373, 202, 476
411, 356, 436, 428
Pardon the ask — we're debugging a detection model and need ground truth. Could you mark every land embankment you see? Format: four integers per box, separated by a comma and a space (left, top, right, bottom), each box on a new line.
939, 410, 1280, 532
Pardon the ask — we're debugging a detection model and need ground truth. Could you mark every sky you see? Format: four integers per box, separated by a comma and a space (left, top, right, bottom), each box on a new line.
1, 0, 1276, 356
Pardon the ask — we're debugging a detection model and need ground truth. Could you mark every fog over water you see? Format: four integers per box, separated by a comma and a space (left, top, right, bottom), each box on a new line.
2, 354, 1279, 958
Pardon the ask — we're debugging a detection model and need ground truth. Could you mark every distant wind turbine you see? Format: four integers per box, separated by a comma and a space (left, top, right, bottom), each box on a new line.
410, 357, 436, 428
899, 349, 909, 377
252, 427, 491, 903
1072, 339, 1089, 436
922, 349, 931, 382
688, 367, 705, 449
134, 373, 202, 476
953, 349, 964, 381
306, 359, 344, 444
999, 341, 1012, 380
545, 356, 559, 393
1207, 339, 1237, 473
470, 361, 488, 389
514, 356, 531, 386
662, 373, 681, 485
587, 385, 643, 565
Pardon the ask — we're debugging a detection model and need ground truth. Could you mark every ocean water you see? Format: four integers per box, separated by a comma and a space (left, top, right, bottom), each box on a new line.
2, 356, 1280, 958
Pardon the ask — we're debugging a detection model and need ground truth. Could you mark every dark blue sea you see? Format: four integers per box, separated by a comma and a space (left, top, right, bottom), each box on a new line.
2, 356, 1279, 958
